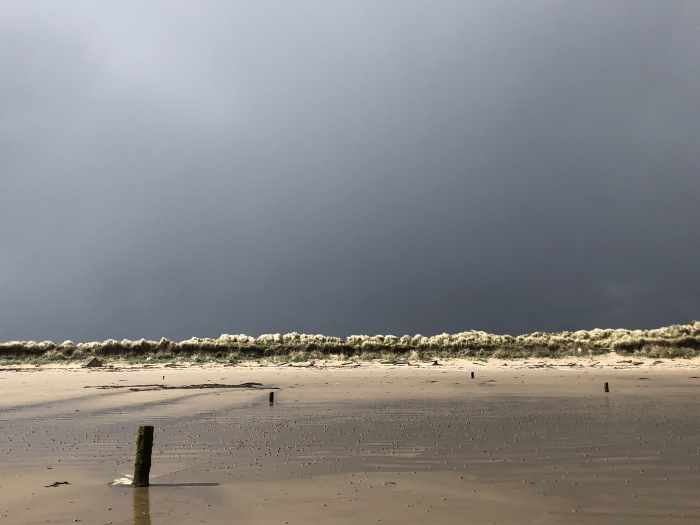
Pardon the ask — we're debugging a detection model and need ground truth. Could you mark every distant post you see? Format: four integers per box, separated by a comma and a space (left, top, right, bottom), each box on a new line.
471, 372, 474, 379
604, 382, 609, 393
269, 392, 275, 404
132, 426, 154, 487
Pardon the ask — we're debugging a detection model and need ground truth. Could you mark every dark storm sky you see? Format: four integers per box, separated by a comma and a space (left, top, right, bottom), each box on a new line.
2, 1, 699, 343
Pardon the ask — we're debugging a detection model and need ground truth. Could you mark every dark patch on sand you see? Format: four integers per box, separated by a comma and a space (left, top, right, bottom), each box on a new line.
88, 382, 271, 391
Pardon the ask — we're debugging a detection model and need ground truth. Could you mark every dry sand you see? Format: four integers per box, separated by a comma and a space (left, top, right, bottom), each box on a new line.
1, 356, 699, 524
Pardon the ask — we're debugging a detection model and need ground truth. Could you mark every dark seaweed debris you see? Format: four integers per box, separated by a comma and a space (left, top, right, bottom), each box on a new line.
88, 382, 271, 391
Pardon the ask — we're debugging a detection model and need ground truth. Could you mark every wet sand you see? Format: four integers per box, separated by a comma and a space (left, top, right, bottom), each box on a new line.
1, 357, 699, 524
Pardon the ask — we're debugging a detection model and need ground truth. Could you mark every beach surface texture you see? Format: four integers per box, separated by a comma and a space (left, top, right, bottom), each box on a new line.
1, 356, 699, 524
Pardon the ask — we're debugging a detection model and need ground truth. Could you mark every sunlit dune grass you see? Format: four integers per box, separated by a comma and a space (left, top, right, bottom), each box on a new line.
1, 321, 699, 364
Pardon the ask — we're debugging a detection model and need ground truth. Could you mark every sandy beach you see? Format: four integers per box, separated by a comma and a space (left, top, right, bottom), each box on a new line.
1, 355, 699, 524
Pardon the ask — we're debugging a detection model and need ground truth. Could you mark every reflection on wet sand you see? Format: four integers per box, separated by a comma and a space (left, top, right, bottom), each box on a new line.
132, 488, 151, 525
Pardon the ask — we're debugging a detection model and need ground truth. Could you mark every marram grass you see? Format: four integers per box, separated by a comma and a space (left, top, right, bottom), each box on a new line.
1, 322, 700, 364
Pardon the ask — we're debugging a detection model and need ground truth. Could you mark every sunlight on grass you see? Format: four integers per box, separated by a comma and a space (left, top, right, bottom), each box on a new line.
1, 322, 699, 364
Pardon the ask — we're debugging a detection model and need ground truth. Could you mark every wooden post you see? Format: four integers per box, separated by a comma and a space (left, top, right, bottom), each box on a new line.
604, 382, 609, 393
132, 426, 154, 487
269, 392, 274, 404
471, 371, 474, 379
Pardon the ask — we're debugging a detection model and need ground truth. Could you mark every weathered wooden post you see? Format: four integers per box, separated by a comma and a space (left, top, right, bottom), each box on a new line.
132, 426, 154, 487
269, 392, 274, 404
471, 371, 474, 379
604, 382, 609, 393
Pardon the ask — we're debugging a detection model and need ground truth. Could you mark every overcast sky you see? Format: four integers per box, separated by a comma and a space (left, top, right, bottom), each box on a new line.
1, 1, 699, 343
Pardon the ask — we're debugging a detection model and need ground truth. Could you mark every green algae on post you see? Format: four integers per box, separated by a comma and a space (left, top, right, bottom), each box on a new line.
132, 425, 154, 487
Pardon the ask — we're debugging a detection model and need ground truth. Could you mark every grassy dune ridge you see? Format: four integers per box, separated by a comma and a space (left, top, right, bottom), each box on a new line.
1, 322, 700, 364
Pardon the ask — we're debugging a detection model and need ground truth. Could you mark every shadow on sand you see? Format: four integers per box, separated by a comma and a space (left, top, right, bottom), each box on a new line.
148, 482, 219, 487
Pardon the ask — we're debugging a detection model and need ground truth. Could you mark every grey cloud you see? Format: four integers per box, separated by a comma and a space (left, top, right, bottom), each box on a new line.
1, 0, 699, 343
